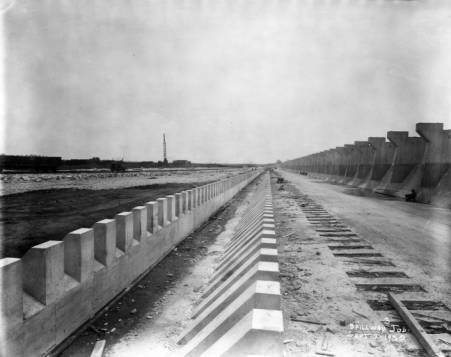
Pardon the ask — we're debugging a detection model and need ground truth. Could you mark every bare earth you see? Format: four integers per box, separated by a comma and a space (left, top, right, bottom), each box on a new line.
0, 168, 245, 258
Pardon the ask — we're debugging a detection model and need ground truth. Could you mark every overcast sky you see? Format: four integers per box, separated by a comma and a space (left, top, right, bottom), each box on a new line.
1, 0, 451, 163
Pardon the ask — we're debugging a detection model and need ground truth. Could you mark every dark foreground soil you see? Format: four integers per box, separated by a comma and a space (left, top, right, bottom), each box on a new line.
0, 182, 210, 258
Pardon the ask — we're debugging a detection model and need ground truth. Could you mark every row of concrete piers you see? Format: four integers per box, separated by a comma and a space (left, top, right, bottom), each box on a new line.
282, 122, 451, 207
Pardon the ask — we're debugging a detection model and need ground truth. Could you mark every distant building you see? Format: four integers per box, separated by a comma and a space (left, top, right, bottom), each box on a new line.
172, 160, 191, 167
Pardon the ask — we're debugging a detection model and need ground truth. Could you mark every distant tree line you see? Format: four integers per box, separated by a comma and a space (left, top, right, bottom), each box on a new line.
0, 155, 254, 173
0, 155, 63, 172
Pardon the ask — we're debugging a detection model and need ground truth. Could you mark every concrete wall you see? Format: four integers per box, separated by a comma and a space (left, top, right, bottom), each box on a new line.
0, 170, 261, 357
281, 122, 451, 208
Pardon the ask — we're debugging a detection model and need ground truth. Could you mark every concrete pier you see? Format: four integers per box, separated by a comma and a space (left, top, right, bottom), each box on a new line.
166, 195, 176, 222
64, 228, 94, 282
132, 206, 147, 241
359, 137, 394, 189
93, 219, 116, 267
145, 201, 159, 233
375, 131, 426, 197
115, 212, 133, 252
157, 198, 169, 227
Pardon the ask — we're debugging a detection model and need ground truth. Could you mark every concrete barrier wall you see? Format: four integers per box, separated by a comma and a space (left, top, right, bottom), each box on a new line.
282, 122, 451, 208
176, 173, 284, 357
0, 170, 261, 357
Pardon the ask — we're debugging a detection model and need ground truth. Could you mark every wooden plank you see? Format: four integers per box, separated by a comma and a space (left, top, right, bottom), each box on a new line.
90, 340, 106, 357
388, 293, 445, 357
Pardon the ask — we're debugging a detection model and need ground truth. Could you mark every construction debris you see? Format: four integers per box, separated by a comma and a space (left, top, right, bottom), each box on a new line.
290, 315, 326, 325
90, 340, 106, 357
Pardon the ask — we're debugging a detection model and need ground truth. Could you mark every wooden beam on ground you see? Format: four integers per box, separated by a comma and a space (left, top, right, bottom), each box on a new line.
90, 340, 106, 357
388, 293, 445, 357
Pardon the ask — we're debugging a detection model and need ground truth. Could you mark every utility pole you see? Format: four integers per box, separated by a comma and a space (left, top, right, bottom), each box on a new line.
163, 133, 168, 166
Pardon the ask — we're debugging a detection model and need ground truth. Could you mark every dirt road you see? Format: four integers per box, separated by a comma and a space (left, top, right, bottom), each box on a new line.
275, 170, 451, 356
279, 170, 451, 301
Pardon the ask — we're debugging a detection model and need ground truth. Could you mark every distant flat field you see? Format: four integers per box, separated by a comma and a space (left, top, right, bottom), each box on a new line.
0, 167, 242, 196
0, 168, 245, 258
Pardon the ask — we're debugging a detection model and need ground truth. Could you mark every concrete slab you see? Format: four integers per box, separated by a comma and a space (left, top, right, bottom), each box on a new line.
223, 229, 276, 262
197, 309, 283, 357
216, 237, 277, 274
202, 250, 279, 300
213, 246, 278, 283
194, 261, 280, 319
179, 280, 280, 344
